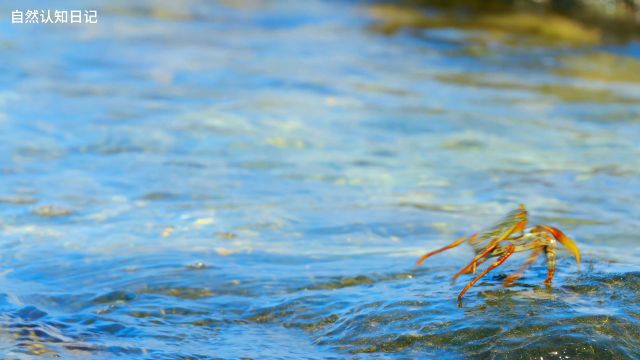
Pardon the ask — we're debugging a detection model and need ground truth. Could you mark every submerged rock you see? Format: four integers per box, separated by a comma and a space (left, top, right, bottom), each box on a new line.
369, 0, 640, 44
33, 205, 73, 218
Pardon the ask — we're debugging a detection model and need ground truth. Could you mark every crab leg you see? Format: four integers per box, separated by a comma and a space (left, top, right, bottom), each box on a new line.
416, 233, 477, 266
451, 241, 499, 283
469, 256, 489, 274
502, 247, 543, 287
543, 246, 556, 285
536, 225, 580, 269
452, 216, 527, 282
457, 244, 515, 300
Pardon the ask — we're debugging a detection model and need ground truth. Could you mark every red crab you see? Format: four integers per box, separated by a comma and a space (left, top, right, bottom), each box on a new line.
416, 204, 581, 300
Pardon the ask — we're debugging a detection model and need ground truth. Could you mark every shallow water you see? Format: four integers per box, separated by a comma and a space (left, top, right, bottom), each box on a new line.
1, 0, 640, 358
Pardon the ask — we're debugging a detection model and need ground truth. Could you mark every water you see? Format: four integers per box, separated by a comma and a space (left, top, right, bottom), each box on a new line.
1, 0, 640, 358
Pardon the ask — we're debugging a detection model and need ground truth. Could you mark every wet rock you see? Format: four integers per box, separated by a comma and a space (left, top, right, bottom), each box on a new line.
33, 205, 74, 218
369, 0, 640, 44
0, 195, 38, 205
186, 261, 208, 270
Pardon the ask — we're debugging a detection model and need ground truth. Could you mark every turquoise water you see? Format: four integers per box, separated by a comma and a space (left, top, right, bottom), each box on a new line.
1, 0, 640, 358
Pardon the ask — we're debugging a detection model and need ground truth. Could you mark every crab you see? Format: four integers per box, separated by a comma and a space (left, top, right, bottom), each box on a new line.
416, 204, 581, 300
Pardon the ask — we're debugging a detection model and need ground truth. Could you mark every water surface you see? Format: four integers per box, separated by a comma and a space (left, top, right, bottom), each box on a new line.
1, 0, 640, 358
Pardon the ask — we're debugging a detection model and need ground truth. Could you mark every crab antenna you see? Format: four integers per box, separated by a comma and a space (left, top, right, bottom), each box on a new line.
540, 225, 581, 269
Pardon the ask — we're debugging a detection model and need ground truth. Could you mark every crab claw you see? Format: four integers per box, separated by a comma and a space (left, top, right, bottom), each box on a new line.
539, 225, 581, 268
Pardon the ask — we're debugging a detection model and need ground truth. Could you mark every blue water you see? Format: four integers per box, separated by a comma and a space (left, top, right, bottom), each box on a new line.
1, 0, 640, 358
